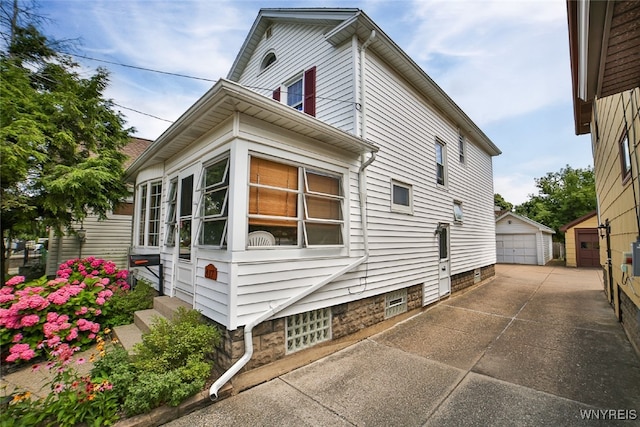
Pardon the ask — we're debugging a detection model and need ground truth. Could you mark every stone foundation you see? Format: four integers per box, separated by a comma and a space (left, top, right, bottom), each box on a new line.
619, 287, 640, 357
213, 266, 494, 373
451, 264, 495, 294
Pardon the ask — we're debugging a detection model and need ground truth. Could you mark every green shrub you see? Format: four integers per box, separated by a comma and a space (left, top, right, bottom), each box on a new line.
89, 307, 221, 417
101, 279, 155, 329
133, 307, 220, 373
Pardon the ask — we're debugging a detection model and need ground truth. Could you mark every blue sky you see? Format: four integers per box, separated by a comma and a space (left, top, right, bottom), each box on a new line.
35, 0, 592, 205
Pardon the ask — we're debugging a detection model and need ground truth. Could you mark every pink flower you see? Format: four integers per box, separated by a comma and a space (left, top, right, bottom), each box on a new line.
75, 306, 88, 316
76, 358, 86, 365
5, 276, 25, 286
19, 349, 35, 360
95, 297, 106, 306
46, 335, 61, 347
88, 333, 96, 339
12, 333, 23, 343
90, 323, 100, 333
20, 314, 40, 327
0, 294, 15, 303
66, 328, 78, 341
54, 383, 64, 393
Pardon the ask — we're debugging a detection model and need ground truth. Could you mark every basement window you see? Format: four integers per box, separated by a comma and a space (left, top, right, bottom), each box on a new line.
286, 308, 331, 353
385, 289, 407, 319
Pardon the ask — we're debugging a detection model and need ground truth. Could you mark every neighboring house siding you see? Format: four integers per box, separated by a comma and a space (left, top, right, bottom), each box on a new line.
235, 22, 356, 134
593, 89, 640, 310
46, 213, 133, 276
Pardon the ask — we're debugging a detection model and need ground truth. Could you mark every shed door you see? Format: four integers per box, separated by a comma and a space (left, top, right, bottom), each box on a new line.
576, 229, 600, 267
497, 234, 537, 265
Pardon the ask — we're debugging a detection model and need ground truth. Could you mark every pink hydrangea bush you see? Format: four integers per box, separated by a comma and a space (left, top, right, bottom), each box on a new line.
0, 257, 129, 364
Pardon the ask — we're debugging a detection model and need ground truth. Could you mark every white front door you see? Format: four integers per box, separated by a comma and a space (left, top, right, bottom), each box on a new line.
173, 166, 198, 304
438, 224, 451, 297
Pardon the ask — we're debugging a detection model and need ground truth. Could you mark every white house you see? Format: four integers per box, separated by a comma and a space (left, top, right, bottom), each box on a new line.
495, 211, 555, 266
125, 8, 501, 397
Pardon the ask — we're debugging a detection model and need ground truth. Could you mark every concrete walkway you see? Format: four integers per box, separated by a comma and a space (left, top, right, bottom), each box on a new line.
164, 265, 640, 426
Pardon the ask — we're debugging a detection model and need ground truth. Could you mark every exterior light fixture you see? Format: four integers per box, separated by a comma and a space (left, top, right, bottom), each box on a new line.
597, 220, 610, 239
76, 227, 87, 242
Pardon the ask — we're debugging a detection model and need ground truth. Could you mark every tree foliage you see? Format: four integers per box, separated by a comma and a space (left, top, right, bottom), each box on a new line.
0, 0, 133, 278
515, 165, 596, 240
494, 193, 513, 212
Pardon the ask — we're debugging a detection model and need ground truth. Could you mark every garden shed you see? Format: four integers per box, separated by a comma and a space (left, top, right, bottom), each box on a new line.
496, 212, 555, 265
560, 210, 599, 268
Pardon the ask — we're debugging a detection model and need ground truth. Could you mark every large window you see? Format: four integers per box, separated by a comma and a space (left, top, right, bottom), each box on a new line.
248, 156, 343, 247
137, 180, 162, 246
435, 140, 446, 186
198, 158, 229, 247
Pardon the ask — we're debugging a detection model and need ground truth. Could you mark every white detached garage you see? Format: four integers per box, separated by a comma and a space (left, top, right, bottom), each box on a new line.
495, 212, 555, 265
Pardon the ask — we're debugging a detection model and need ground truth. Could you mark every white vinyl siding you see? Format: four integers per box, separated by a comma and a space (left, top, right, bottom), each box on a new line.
46, 213, 133, 277
234, 22, 356, 134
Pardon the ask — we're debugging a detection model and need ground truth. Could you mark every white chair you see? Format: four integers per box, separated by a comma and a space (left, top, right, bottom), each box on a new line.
248, 231, 276, 247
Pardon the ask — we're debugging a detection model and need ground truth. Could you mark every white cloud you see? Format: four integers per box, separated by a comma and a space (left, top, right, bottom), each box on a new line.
403, 0, 569, 126
494, 173, 538, 206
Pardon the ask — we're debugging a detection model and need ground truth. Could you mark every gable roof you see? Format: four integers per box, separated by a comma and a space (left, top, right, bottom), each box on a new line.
495, 211, 556, 234
125, 79, 378, 180
122, 137, 153, 169
559, 210, 598, 232
228, 8, 501, 157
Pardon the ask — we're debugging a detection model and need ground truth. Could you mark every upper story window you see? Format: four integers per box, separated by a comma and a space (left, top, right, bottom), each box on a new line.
137, 180, 162, 246
248, 156, 343, 248
458, 132, 466, 164
272, 66, 316, 116
198, 158, 230, 247
619, 129, 631, 183
391, 180, 413, 214
435, 140, 446, 186
260, 51, 277, 72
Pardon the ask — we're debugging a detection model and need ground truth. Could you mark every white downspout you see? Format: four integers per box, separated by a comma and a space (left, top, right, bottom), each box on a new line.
209, 29, 378, 400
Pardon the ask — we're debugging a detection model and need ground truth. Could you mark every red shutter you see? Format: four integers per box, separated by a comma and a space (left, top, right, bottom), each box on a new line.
272, 87, 281, 101
303, 66, 316, 116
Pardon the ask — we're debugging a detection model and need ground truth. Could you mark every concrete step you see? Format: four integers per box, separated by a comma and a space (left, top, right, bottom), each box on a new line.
113, 297, 191, 353
134, 308, 165, 334
154, 295, 192, 320
113, 323, 143, 354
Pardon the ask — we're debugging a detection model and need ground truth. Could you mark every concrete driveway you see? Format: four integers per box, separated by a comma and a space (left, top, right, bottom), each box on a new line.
164, 265, 640, 426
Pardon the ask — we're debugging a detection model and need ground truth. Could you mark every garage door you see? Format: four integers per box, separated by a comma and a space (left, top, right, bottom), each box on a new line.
496, 234, 537, 265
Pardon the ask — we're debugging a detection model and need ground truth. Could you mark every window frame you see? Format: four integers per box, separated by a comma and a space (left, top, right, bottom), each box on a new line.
619, 128, 631, 184
453, 200, 464, 223
248, 155, 345, 249
197, 157, 230, 248
390, 180, 413, 214
435, 139, 447, 186
165, 178, 178, 246
136, 180, 163, 247
458, 132, 466, 164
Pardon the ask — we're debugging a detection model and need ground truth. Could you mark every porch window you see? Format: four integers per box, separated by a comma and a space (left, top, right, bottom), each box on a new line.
198, 158, 229, 247
179, 175, 193, 260
165, 179, 178, 246
137, 180, 162, 246
248, 156, 343, 247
